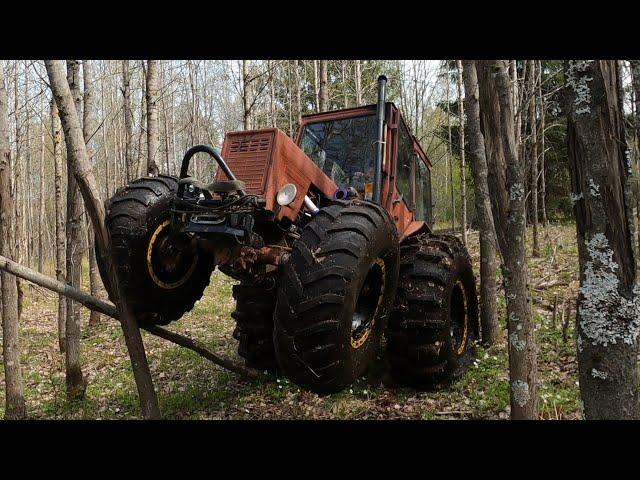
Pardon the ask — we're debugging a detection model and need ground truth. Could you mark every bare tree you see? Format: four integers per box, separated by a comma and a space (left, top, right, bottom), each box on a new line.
477, 60, 537, 419
122, 60, 134, 182
445, 63, 455, 231
538, 60, 548, 228
1, 61, 26, 419
319, 60, 328, 112
46, 60, 161, 419
355, 60, 363, 106
83, 60, 102, 325
456, 60, 468, 245
51, 99, 67, 351
294, 60, 302, 127
528, 60, 540, 256
146, 60, 160, 176
566, 60, 639, 419
462, 60, 500, 346
242, 60, 253, 130
38, 93, 45, 274
64, 60, 87, 399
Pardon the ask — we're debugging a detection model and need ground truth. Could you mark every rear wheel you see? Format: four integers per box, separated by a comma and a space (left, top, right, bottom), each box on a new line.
386, 233, 479, 388
96, 175, 215, 326
232, 281, 278, 372
273, 200, 399, 394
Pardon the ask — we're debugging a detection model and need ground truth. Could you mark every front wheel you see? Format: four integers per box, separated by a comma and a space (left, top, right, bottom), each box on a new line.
273, 200, 399, 394
96, 175, 215, 326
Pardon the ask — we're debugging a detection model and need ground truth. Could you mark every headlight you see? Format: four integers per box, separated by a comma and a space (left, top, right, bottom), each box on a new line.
276, 183, 297, 206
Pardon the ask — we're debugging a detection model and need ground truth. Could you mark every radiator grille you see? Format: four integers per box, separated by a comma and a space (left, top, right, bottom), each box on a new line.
219, 131, 274, 194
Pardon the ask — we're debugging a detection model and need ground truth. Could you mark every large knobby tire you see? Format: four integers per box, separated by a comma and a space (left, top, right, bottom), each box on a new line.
231, 282, 278, 372
273, 200, 399, 394
386, 233, 479, 388
96, 175, 215, 326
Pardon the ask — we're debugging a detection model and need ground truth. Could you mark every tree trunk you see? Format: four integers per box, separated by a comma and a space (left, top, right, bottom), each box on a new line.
38, 94, 45, 274
14, 64, 25, 318
294, 60, 302, 127
136, 64, 146, 179
538, 60, 548, 228
445, 63, 455, 231
477, 59, 537, 419
528, 60, 540, 257
83, 60, 102, 326
462, 60, 501, 346
51, 99, 67, 352
0, 61, 26, 419
122, 60, 134, 183
355, 60, 363, 106
64, 60, 87, 400
46, 60, 161, 419
456, 60, 468, 246
242, 60, 253, 130
319, 60, 328, 112
629, 61, 640, 255
146, 60, 160, 176
565, 60, 639, 419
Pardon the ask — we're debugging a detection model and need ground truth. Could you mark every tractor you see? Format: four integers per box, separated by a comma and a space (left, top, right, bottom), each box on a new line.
96, 76, 479, 394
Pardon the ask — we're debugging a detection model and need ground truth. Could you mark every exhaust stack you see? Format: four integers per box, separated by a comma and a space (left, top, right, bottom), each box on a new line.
372, 75, 387, 204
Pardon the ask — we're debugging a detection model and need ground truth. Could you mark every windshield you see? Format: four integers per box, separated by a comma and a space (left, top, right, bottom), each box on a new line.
300, 114, 377, 196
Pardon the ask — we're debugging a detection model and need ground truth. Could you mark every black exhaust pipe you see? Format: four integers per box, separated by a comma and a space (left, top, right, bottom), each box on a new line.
373, 75, 387, 204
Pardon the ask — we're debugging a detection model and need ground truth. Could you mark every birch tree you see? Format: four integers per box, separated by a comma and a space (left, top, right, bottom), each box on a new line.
122, 60, 134, 182
146, 60, 160, 176
83, 60, 102, 325
46, 60, 161, 419
477, 60, 537, 419
51, 98, 66, 351
64, 60, 87, 399
565, 60, 639, 419
456, 60, 468, 245
1, 61, 26, 419
462, 60, 500, 346
319, 60, 328, 112
528, 60, 540, 256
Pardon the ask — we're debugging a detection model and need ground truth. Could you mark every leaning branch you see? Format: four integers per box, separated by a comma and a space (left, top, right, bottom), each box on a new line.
0, 254, 267, 381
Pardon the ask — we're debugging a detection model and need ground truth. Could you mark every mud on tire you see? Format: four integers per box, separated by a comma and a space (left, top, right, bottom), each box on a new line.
232, 282, 278, 372
386, 233, 479, 388
96, 175, 215, 326
273, 200, 399, 394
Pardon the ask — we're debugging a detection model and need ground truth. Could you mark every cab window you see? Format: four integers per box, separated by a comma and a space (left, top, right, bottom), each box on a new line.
415, 157, 432, 223
396, 123, 413, 207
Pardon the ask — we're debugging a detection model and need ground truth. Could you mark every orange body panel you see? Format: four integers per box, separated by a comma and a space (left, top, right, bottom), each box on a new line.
219, 129, 338, 222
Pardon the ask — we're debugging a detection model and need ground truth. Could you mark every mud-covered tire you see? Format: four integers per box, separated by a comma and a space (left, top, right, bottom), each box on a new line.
273, 200, 399, 394
231, 282, 278, 372
386, 233, 479, 388
96, 175, 215, 326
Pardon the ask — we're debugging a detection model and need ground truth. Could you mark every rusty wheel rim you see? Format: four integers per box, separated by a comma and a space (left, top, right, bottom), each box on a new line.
351, 258, 386, 349
146, 220, 199, 289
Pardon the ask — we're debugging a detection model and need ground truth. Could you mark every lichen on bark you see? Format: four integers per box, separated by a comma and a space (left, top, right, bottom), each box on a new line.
578, 233, 640, 347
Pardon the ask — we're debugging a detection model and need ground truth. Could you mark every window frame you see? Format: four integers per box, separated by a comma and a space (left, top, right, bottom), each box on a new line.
395, 119, 415, 212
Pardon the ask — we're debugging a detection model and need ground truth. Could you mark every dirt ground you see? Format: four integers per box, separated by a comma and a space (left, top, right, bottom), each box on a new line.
0, 223, 581, 419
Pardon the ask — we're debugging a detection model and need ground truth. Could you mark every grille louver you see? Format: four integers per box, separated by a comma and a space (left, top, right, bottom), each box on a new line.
219, 130, 275, 194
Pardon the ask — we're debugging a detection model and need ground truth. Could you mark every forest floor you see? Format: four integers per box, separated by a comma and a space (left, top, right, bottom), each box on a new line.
0, 222, 582, 420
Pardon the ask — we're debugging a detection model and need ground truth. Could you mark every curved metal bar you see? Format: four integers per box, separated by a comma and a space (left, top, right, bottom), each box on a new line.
177, 144, 245, 197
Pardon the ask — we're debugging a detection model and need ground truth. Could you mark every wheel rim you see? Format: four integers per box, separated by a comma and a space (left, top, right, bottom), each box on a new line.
146, 220, 199, 289
351, 258, 386, 349
450, 280, 469, 355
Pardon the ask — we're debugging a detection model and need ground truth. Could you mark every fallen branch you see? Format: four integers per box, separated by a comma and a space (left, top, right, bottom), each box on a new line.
0, 254, 267, 381
532, 279, 569, 291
